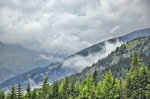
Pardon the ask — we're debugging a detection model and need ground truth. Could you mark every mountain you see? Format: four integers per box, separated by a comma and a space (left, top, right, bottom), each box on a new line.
68, 35, 150, 83
71, 28, 150, 57
1, 28, 150, 90
0, 42, 50, 83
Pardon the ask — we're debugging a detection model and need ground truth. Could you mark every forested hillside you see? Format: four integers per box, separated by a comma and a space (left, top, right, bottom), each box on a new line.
0, 52, 150, 99
68, 36, 150, 83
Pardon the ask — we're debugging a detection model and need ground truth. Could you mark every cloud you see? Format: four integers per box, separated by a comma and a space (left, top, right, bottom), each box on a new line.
62, 40, 123, 71
0, 0, 149, 60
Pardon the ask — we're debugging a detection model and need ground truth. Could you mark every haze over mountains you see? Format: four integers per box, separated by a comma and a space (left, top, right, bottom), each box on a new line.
0, 42, 51, 83
1, 28, 150, 90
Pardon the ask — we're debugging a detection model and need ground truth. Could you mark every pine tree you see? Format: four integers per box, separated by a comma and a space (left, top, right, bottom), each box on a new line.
52, 81, 59, 99
26, 81, 31, 99
80, 73, 96, 98
147, 60, 150, 71
74, 81, 80, 98
0, 89, 5, 99
31, 89, 37, 99
139, 66, 148, 99
145, 84, 150, 99
69, 76, 75, 98
93, 69, 98, 87
17, 82, 23, 99
60, 76, 69, 99
101, 71, 114, 99
96, 82, 102, 98
41, 76, 50, 99
124, 73, 132, 98
10, 84, 17, 99
131, 51, 141, 73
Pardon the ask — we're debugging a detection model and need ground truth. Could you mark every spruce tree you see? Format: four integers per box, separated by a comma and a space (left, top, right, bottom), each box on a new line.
0, 89, 5, 99
60, 76, 69, 99
52, 81, 59, 98
80, 73, 95, 98
17, 82, 23, 99
10, 84, 17, 99
96, 82, 102, 98
69, 76, 75, 98
74, 81, 80, 97
124, 73, 132, 98
131, 51, 141, 73
147, 60, 150, 71
41, 76, 50, 99
101, 71, 115, 99
31, 89, 37, 99
26, 81, 31, 99
139, 66, 148, 98
93, 69, 98, 87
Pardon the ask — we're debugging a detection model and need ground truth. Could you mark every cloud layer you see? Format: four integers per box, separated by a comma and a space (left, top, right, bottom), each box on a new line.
62, 40, 123, 71
0, 0, 150, 58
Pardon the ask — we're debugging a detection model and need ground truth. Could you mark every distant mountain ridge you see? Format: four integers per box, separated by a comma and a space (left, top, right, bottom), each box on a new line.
1, 28, 150, 90
0, 42, 50, 83
71, 28, 150, 57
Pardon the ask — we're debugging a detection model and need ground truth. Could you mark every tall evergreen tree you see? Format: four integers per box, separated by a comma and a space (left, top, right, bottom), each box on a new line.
74, 81, 80, 98
60, 76, 69, 99
96, 82, 102, 98
80, 73, 96, 99
131, 51, 141, 73
41, 76, 50, 99
26, 81, 31, 99
124, 73, 132, 98
31, 89, 37, 99
93, 69, 98, 87
10, 84, 17, 99
69, 76, 76, 98
52, 81, 59, 99
139, 66, 149, 99
101, 71, 117, 99
0, 89, 5, 99
17, 82, 23, 99
147, 59, 150, 71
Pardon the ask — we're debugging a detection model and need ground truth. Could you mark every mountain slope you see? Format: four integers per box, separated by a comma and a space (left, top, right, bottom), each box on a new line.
68, 36, 150, 83
0, 42, 50, 83
1, 28, 150, 90
71, 28, 150, 57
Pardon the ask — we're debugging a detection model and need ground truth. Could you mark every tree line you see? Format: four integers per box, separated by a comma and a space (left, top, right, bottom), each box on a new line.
0, 52, 150, 99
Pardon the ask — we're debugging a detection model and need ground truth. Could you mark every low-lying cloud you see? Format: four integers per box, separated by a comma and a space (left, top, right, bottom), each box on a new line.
0, 0, 150, 60
62, 40, 123, 71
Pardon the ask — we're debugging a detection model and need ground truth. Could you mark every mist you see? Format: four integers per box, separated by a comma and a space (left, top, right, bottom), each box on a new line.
62, 40, 123, 71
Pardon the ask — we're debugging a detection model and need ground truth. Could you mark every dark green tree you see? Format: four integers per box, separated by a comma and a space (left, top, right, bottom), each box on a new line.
147, 60, 150, 71
10, 84, 17, 99
60, 76, 69, 99
31, 89, 37, 99
69, 76, 76, 98
17, 82, 23, 99
93, 69, 98, 87
26, 81, 31, 99
0, 89, 5, 99
52, 81, 59, 99
41, 76, 50, 99
130, 51, 141, 73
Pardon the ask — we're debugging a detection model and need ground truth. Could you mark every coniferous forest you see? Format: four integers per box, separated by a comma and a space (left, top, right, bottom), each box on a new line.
0, 52, 150, 99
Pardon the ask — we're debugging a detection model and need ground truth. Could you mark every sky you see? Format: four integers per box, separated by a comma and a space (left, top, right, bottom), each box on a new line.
0, 0, 150, 59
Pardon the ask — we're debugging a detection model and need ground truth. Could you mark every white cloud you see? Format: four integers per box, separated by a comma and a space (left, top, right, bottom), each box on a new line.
62, 40, 123, 71
0, 0, 149, 60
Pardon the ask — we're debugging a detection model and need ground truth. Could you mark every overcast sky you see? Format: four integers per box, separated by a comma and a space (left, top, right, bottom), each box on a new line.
0, 0, 150, 57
